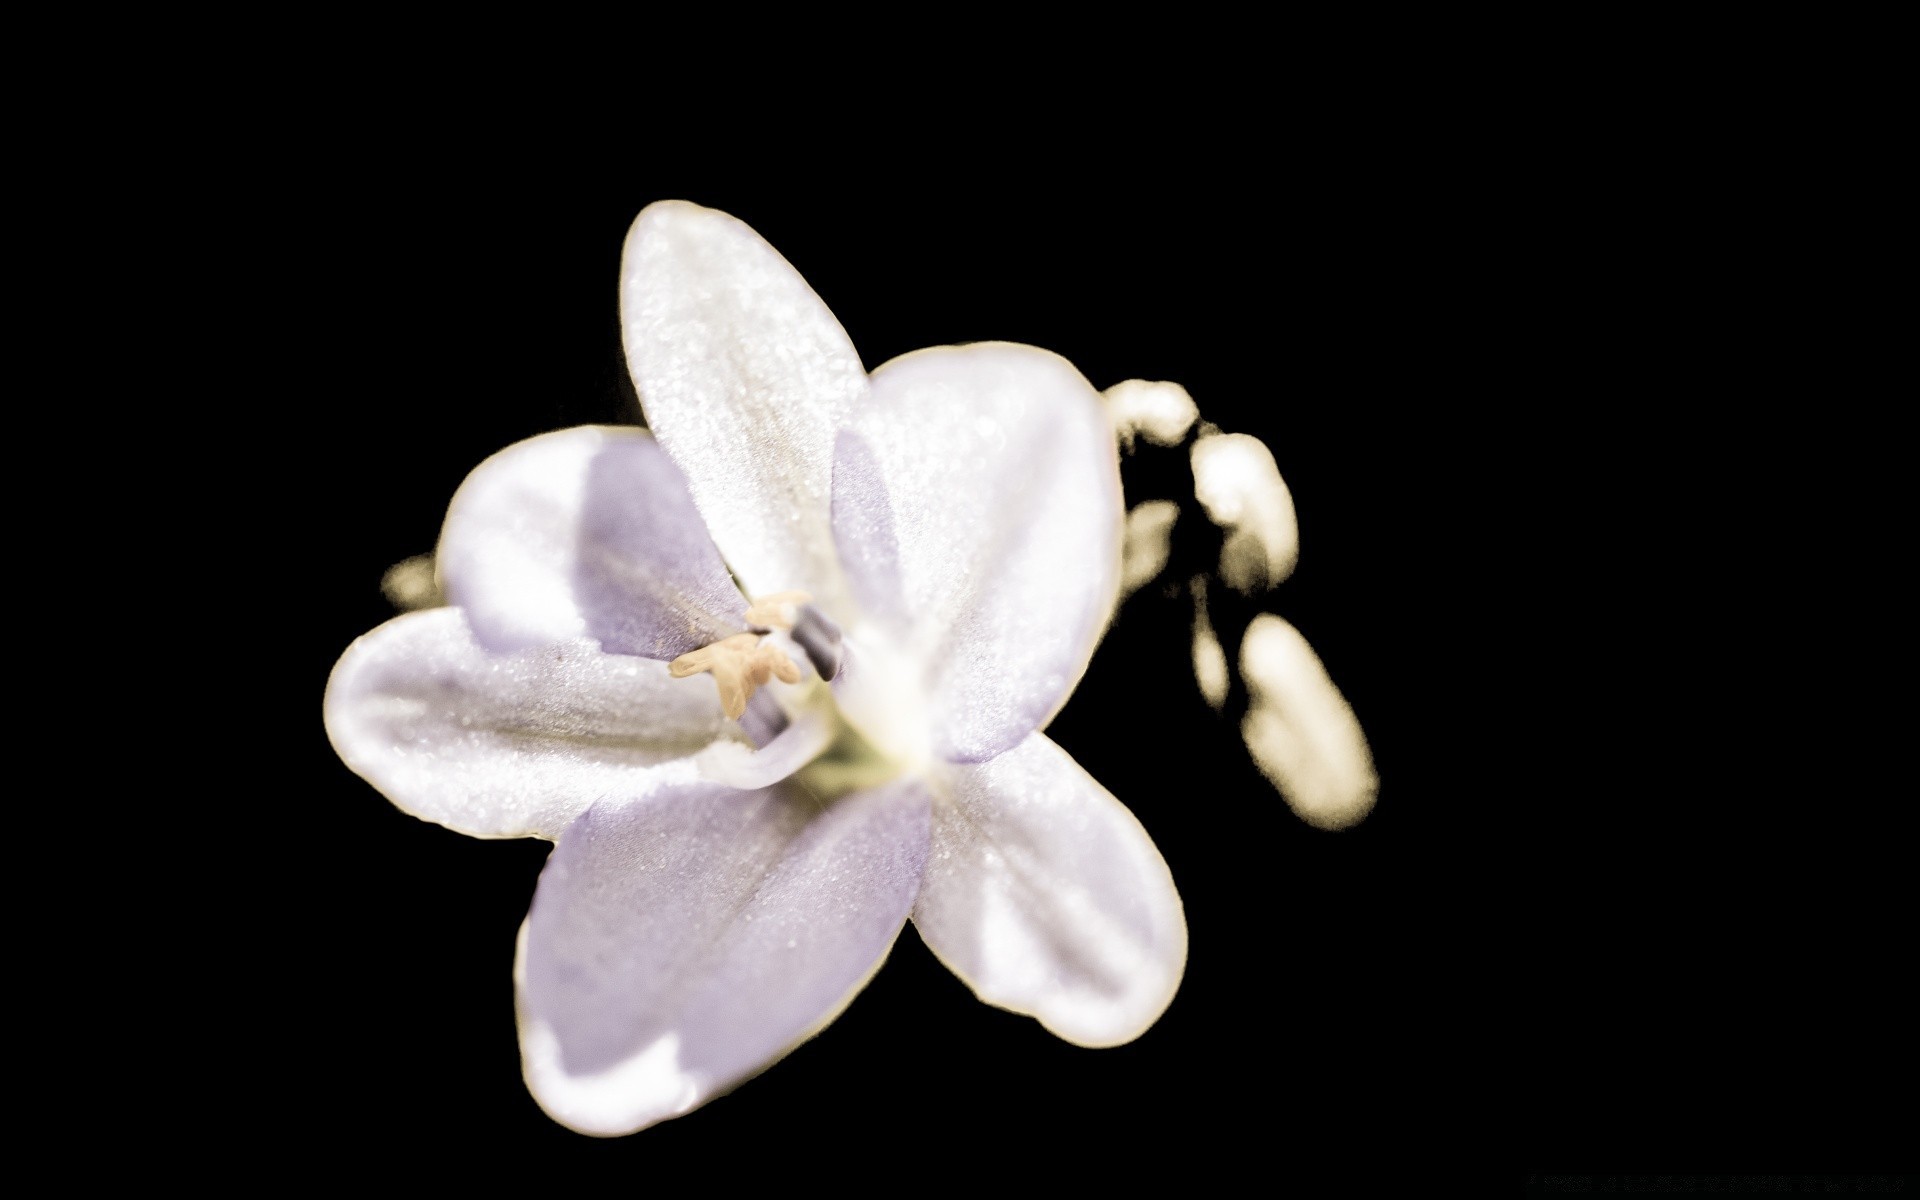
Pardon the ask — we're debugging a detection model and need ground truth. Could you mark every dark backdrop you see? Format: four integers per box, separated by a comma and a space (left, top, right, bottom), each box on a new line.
265, 145, 1901, 1182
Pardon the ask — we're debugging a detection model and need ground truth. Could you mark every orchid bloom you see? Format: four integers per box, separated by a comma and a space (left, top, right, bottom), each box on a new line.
324, 201, 1186, 1136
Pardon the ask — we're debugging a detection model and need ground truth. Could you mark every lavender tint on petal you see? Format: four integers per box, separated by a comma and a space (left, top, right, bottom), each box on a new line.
574, 432, 749, 659
519, 778, 931, 1133
837, 344, 1124, 763
829, 428, 908, 636
439, 426, 747, 663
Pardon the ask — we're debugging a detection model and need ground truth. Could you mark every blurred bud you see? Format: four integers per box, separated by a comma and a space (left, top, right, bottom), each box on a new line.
381, 553, 445, 611
1189, 576, 1229, 710
1121, 501, 1180, 599
1239, 614, 1376, 830
1105, 380, 1199, 451
1190, 433, 1298, 592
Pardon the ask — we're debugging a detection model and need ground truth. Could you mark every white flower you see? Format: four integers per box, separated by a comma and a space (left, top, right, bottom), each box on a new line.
324, 201, 1186, 1136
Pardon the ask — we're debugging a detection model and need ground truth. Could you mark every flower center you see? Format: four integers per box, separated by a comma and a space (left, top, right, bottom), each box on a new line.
672, 590, 929, 796
668, 590, 845, 720
668, 632, 799, 720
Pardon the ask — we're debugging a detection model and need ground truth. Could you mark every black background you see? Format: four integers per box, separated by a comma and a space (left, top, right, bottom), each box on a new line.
259, 132, 1903, 1183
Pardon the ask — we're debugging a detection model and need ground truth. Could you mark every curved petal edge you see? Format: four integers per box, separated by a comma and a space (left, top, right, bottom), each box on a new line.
834, 343, 1123, 763
438, 425, 747, 661
912, 734, 1186, 1048
324, 608, 740, 839
516, 777, 931, 1135
621, 201, 865, 616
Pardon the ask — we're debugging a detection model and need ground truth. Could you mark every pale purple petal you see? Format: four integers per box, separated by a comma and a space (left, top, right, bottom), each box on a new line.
913, 734, 1186, 1047
621, 201, 864, 615
828, 428, 907, 632
438, 425, 746, 661
516, 778, 931, 1135
324, 608, 744, 839
832, 343, 1122, 762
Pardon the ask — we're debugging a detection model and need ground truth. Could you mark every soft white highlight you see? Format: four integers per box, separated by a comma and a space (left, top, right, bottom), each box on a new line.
1104, 379, 1199, 451
1190, 432, 1299, 593
515, 920, 704, 1137
439, 429, 600, 650
522, 1020, 701, 1137
1238, 614, 1377, 830
831, 626, 934, 777
1121, 500, 1179, 599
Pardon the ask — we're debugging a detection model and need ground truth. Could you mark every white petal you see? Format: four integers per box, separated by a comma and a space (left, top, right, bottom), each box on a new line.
1191, 432, 1298, 591
833, 343, 1122, 762
621, 201, 864, 614
324, 608, 743, 839
438, 425, 747, 660
517, 778, 930, 1136
1239, 614, 1377, 830
913, 734, 1186, 1047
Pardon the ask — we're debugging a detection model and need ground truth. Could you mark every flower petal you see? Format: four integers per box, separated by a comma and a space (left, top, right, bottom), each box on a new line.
621, 201, 865, 614
832, 343, 1122, 762
324, 608, 744, 839
912, 733, 1185, 1048
437, 425, 746, 661
516, 777, 931, 1136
